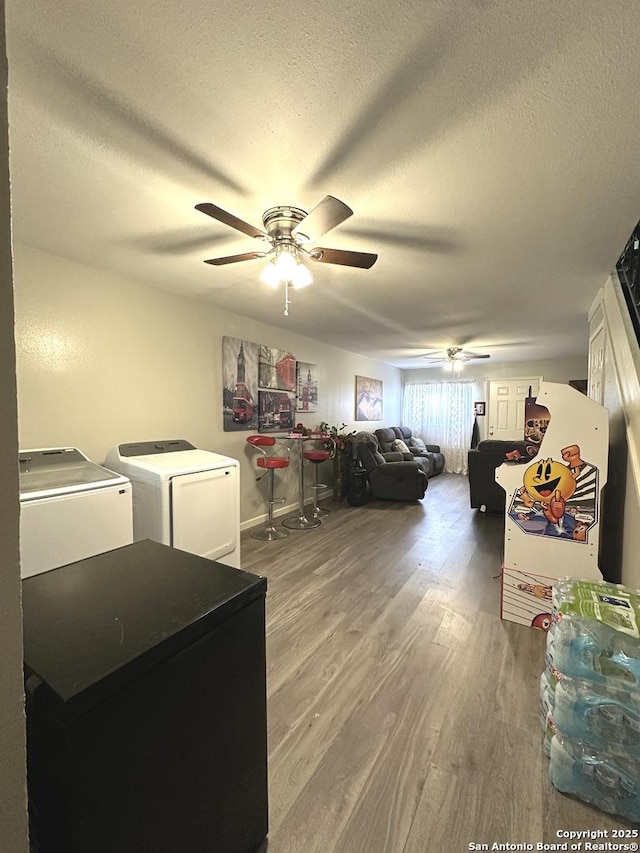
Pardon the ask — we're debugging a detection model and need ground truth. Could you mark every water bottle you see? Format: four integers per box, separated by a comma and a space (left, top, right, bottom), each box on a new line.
540, 669, 558, 756
549, 734, 640, 823
540, 670, 553, 750
546, 616, 640, 691
540, 669, 554, 729
553, 677, 640, 757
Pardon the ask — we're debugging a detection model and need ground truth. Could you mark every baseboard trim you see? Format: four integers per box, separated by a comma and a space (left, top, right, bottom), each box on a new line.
240, 495, 333, 532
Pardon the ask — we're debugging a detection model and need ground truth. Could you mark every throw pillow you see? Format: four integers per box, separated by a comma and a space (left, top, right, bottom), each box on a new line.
392, 439, 411, 454
411, 436, 427, 452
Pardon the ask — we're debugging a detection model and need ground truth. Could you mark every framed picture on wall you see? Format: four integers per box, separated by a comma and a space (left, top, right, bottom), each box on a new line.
258, 345, 296, 391
296, 361, 318, 413
258, 390, 295, 432
222, 336, 259, 431
355, 375, 383, 421
474, 401, 486, 416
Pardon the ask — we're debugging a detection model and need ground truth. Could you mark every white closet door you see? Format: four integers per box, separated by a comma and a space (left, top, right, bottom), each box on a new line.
170, 467, 238, 562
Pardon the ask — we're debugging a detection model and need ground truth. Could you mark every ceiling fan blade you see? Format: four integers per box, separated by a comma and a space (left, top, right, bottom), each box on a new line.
195, 202, 267, 240
309, 247, 378, 269
204, 251, 266, 266
292, 196, 353, 242
460, 352, 491, 360
416, 349, 444, 359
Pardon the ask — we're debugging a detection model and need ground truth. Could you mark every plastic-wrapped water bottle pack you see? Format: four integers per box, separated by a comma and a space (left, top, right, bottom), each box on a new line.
552, 578, 640, 622
549, 734, 640, 824
542, 577, 640, 822
546, 616, 640, 690
553, 676, 640, 756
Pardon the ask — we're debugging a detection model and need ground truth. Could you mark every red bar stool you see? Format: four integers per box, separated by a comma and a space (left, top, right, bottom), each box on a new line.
303, 432, 336, 520
246, 435, 291, 541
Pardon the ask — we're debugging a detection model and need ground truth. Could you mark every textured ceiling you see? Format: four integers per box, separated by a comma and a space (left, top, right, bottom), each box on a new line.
6, 0, 640, 368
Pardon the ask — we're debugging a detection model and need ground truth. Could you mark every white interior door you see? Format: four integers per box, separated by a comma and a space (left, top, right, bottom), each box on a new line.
488, 378, 541, 441
170, 466, 239, 563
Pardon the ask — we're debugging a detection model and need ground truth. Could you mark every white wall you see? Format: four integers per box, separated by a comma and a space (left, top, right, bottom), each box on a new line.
589, 277, 640, 590
0, 0, 29, 847
13, 244, 403, 527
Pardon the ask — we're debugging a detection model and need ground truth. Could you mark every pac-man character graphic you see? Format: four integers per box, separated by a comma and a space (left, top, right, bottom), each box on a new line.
508, 444, 599, 542
520, 457, 576, 524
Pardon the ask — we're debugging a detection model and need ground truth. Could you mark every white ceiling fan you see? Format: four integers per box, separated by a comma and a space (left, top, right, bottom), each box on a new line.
195, 195, 378, 315
418, 346, 491, 372
420, 346, 491, 363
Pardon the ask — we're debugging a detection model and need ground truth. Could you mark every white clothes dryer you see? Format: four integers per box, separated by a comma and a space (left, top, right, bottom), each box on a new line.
19, 447, 133, 578
104, 440, 241, 568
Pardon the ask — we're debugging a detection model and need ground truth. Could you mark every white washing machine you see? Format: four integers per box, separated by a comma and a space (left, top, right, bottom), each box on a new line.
19, 447, 133, 579
104, 440, 241, 568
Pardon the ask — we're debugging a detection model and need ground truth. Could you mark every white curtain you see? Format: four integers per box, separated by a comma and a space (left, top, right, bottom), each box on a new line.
403, 381, 475, 474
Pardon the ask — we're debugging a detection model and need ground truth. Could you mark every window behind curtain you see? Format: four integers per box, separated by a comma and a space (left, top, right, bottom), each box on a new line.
403, 381, 475, 474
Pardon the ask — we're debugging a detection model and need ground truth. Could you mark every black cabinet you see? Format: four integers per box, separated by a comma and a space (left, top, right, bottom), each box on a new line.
23, 540, 268, 853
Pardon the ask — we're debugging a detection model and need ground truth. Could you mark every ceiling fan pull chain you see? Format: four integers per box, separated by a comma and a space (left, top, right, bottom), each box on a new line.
284, 280, 291, 316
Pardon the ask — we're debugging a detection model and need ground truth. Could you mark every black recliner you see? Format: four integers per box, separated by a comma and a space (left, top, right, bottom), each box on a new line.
467, 439, 529, 513
353, 432, 428, 501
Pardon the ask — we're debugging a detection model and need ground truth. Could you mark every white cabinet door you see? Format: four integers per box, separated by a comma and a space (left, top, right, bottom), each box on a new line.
170, 467, 239, 564
488, 378, 541, 441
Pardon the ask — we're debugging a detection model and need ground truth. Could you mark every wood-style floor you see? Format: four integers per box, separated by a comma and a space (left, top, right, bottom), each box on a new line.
241, 474, 630, 852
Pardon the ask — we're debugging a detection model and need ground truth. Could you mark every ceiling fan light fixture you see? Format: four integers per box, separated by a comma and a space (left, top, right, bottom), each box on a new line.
260, 246, 313, 291
292, 259, 313, 289
259, 259, 281, 289
272, 246, 298, 280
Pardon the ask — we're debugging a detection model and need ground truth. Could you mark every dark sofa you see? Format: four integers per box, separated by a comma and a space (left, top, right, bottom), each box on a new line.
467, 439, 529, 513
374, 427, 445, 478
353, 431, 428, 501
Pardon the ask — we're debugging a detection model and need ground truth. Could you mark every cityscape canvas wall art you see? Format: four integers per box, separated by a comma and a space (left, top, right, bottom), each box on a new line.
355, 375, 383, 421
258, 345, 296, 391
222, 336, 259, 431
296, 362, 318, 414
258, 345, 297, 432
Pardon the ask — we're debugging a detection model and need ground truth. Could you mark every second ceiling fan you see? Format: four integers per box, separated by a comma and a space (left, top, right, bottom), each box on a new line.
420, 347, 491, 363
